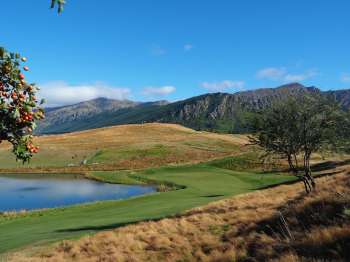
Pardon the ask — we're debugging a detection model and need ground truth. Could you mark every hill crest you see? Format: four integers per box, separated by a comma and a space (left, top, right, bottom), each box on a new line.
36, 83, 350, 134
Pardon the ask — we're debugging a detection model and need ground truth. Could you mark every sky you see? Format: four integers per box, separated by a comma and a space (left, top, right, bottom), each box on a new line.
1, 0, 350, 106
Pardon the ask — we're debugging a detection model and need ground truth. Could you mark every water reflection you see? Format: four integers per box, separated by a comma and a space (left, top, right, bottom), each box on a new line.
0, 174, 155, 212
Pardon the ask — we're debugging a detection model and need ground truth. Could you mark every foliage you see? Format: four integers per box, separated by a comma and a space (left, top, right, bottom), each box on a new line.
0, 48, 44, 162
50, 0, 66, 13
249, 95, 347, 192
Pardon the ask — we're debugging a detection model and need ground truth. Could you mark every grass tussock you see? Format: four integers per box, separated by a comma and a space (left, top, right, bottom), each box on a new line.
9, 170, 350, 262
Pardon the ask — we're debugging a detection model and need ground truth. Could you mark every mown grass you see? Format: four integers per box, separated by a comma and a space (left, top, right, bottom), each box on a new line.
87, 144, 173, 164
87, 171, 145, 185
0, 160, 294, 254
17, 171, 348, 262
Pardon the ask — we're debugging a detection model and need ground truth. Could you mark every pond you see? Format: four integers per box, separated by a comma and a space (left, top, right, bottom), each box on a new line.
0, 174, 156, 212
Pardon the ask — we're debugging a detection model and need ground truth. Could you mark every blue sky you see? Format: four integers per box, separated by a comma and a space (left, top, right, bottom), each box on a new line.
1, 0, 350, 106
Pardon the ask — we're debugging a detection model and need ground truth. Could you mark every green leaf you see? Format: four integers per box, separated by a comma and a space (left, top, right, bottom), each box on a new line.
31, 122, 37, 130
13, 108, 20, 119
50, 0, 57, 9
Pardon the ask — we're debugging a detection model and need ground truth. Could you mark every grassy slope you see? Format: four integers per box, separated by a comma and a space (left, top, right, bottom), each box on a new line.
19, 171, 348, 262
0, 162, 294, 254
0, 123, 247, 170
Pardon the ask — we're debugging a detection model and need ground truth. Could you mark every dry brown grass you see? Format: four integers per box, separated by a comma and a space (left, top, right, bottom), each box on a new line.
0, 123, 248, 171
9, 167, 350, 262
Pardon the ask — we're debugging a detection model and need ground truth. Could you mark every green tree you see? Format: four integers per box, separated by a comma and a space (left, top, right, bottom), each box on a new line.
249, 95, 345, 193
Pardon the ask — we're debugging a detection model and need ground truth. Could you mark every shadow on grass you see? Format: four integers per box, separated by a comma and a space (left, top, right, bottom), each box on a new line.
201, 194, 225, 198
55, 217, 168, 233
251, 195, 350, 260
258, 159, 350, 175
55, 221, 134, 233
311, 159, 350, 172
258, 169, 344, 191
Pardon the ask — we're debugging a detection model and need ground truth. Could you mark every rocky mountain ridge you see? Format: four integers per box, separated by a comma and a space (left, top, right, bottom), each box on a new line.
36, 83, 350, 134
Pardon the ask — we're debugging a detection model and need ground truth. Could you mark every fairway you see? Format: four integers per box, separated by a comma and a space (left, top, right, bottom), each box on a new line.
0, 162, 294, 254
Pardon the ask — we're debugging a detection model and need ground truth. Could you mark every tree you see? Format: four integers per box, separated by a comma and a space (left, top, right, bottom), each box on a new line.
249, 95, 345, 193
0, 48, 45, 162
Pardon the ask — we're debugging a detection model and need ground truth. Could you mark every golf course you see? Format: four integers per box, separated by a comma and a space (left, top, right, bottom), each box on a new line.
0, 124, 296, 254
0, 161, 295, 254
2, 1, 350, 260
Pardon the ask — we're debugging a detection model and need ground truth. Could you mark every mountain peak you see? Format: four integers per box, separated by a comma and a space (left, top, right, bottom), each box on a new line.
277, 82, 305, 89
92, 97, 114, 102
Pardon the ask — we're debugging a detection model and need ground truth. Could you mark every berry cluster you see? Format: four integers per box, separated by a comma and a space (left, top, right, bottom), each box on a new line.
26, 143, 39, 154
0, 47, 45, 162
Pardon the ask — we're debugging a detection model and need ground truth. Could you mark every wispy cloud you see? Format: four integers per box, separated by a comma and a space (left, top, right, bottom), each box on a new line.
201, 80, 245, 92
184, 44, 193, 52
257, 67, 317, 82
141, 86, 176, 97
151, 45, 166, 56
257, 67, 287, 81
284, 70, 318, 82
341, 74, 350, 83
38, 81, 131, 107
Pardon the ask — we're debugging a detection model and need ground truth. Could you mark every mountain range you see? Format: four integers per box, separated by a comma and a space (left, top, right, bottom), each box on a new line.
36, 83, 350, 134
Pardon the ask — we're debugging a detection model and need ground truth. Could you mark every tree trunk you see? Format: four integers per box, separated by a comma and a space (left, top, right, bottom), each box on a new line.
287, 153, 299, 175
293, 153, 299, 172
302, 151, 316, 193
301, 176, 312, 194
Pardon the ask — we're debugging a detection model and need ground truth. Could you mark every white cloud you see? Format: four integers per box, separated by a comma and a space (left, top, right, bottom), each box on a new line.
284, 70, 317, 82
38, 81, 131, 107
341, 74, 350, 83
141, 86, 176, 97
201, 80, 245, 92
257, 67, 287, 81
184, 44, 193, 52
257, 67, 317, 82
151, 45, 166, 56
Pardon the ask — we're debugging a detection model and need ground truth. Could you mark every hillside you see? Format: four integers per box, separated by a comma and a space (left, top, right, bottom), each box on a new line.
36, 83, 350, 134
9, 167, 350, 261
36, 98, 160, 134
0, 123, 248, 170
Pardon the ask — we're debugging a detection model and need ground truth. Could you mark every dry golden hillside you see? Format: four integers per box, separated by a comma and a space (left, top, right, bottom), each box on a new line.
0, 123, 248, 170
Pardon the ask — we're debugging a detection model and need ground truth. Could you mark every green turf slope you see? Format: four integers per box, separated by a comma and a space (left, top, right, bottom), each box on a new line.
0, 163, 294, 254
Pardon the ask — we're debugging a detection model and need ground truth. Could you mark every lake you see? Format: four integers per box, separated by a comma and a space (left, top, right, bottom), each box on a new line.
0, 174, 156, 212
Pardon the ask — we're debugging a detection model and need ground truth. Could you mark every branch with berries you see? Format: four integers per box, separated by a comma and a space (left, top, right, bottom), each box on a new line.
0, 47, 45, 162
